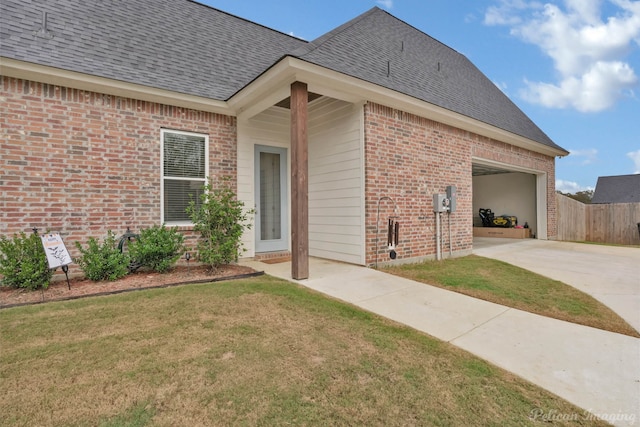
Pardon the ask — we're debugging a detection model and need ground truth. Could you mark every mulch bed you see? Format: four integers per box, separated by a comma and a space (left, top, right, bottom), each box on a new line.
0, 264, 263, 309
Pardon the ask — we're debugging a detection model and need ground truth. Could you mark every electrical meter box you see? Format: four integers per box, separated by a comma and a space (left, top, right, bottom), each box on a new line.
433, 193, 449, 212
446, 185, 457, 213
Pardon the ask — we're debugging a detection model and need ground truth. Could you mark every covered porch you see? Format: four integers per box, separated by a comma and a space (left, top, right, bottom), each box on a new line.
235, 80, 367, 279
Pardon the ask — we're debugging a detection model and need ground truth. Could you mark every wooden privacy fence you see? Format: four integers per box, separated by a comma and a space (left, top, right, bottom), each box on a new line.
556, 193, 640, 245
556, 194, 586, 242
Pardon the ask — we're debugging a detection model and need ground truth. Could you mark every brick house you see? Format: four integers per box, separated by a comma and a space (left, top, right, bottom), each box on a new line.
0, 1, 568, 279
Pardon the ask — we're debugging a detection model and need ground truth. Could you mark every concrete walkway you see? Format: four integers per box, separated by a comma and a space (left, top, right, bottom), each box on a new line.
241, 248, 640, 426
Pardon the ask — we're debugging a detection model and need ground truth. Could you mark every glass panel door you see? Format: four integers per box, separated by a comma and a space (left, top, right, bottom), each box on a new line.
255, 146, 288, 252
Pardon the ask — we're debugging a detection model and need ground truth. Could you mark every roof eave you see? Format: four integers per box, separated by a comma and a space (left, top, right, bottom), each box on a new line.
229, 56, 569, 158
0, 57, 232, 116
2, 55, 569, 159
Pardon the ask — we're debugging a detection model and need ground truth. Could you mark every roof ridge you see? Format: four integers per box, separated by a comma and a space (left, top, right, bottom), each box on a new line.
374, 7, 463, 56
598, 173, 640, 179
290, 6, 380, 57
290, 6, 464, 63
187, 0, 306, 43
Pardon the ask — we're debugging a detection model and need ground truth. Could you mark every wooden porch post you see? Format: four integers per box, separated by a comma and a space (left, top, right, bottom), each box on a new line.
290, 81, 309, 279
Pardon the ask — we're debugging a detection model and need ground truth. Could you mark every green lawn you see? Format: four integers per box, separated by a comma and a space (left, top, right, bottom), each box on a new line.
0, 276, 608, 426
384, 255, 639, 337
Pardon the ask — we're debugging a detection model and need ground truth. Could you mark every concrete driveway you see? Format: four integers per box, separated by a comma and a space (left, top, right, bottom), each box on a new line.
473, 238, 640, 332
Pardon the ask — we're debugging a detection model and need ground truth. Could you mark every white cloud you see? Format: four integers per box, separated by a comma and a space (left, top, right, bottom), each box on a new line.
377, 0, 393, 9
484, 0, 540, 26
521, 61, 637, 111
627, 149, 640, 173
556, 179, 594, 192
485, 0, 640, 112
568, 147, 599, 165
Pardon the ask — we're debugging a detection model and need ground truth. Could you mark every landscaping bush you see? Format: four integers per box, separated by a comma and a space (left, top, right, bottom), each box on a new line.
187, 178, 253, 272
0, 231, 53, 290
74, 231, 130, 281
128, 225, 184, 273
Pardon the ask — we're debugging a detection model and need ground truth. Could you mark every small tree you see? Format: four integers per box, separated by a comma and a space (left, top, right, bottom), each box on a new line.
187, 178, 253, 272
0, 231, 53, 290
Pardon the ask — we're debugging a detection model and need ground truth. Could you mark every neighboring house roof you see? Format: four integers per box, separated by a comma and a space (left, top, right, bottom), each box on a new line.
591, 174, 640, 204
0, 0, 566, 153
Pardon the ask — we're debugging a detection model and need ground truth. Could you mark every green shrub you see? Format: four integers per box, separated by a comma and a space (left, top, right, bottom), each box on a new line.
74, 231, 130, 281
187, 178, 253, 272
128, 225, 184, 273
0, 231, 53, 290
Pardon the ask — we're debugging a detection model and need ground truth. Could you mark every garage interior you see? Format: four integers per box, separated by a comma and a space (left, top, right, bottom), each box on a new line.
472, 163, 539, 239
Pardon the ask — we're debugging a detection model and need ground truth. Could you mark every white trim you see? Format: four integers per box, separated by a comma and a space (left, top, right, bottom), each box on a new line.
0, 57, 231, 115
160, 129, 210, 225
3, 56, 568, 158
472, 157, 543, 175
536, 173, 548, 240
254, 145, 289, 253
358, 102, 367, 265
230, 57, 569, 158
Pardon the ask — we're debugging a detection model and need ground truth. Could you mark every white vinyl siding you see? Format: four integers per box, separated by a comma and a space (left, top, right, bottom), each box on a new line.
237, 98, 364, 263
308, 98, 364, 264
161, 129, 208, 224
237, 108, 290, 257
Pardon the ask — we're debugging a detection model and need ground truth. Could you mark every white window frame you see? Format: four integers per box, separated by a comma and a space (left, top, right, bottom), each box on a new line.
160, 129, 209, 225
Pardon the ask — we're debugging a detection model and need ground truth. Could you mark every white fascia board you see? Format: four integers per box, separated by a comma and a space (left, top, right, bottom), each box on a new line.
228, 59, 298, 120
229, 57, 364, 119
0, 57, 231, 115
230, 56, 568, 158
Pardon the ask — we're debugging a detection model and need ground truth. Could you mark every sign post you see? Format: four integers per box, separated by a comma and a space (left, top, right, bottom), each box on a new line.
40, 233, 73, 289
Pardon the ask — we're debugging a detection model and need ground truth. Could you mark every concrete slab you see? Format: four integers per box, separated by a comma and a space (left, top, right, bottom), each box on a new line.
473, 238, 640, 332
452, 308, 640, 426
356, 285, 509, 342
244, 258, 509, 342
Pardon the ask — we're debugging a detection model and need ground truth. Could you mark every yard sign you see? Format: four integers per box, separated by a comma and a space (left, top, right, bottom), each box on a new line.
40, 233, 72, 269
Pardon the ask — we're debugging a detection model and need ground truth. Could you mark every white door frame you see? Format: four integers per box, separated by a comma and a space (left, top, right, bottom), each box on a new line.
254, 145, 289, 252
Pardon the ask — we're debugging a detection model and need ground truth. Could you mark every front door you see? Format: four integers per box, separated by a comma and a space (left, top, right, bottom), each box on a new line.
255, 145, 288, 253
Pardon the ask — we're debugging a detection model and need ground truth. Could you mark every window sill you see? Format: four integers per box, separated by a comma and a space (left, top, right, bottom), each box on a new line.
164, 222, 195, 232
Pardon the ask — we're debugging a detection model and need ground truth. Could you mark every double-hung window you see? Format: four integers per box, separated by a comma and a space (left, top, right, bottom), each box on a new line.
161, 129, 208, 224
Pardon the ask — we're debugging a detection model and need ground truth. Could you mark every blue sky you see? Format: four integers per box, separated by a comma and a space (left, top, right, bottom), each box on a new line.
204, 0, 640, 193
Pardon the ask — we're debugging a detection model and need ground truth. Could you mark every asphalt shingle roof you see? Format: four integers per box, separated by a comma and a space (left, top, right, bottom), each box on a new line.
0, 0, 306, 100
292, 8, 562, 150
591, 174, 640, 204
1, 1, 565, 152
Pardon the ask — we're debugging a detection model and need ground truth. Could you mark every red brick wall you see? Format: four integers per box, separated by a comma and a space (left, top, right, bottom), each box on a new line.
1, 77, 557, 269
0, 77, 237, 258
364, 102, 556, 266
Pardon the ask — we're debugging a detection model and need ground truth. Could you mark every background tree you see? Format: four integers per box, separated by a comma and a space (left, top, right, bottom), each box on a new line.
560, 190, 593, 204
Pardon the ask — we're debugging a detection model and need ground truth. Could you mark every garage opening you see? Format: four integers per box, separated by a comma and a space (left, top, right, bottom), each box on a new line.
472, 161, 546, 240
